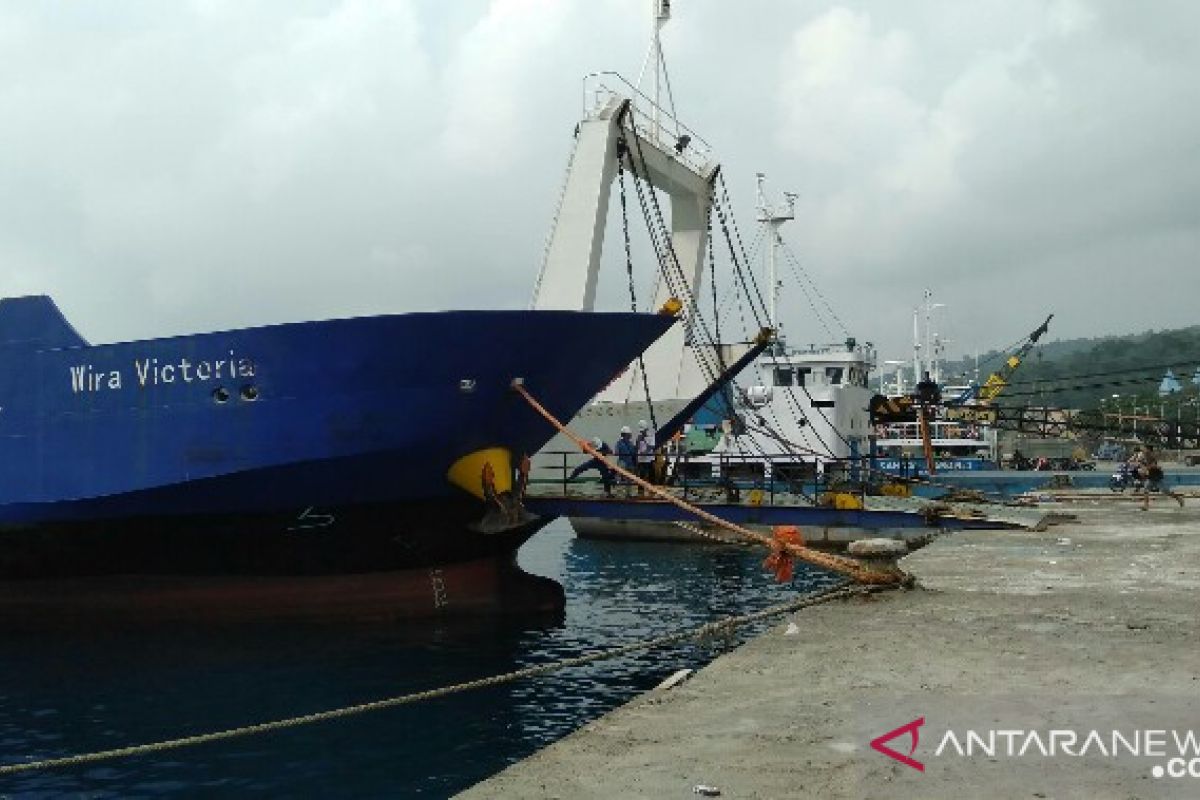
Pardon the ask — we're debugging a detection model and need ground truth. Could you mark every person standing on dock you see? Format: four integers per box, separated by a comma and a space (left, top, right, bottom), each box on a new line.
569, 437, 615, 496
635, 420, 656, 483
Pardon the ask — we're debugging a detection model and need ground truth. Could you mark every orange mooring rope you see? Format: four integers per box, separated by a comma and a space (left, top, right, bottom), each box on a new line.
512, 382, 906, 586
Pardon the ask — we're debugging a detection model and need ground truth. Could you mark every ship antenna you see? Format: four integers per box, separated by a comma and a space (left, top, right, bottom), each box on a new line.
635, 0, 678, 147
755, 173, 796, 335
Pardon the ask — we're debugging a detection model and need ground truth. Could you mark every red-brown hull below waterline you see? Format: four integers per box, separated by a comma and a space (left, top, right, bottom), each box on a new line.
0, 558, 565, 629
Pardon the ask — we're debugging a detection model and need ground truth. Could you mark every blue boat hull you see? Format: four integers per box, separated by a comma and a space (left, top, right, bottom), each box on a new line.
874, 457, 998, 475
0, 297, 676, 579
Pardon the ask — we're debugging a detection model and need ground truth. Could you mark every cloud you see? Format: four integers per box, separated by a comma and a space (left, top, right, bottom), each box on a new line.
769, 2, 1200, 358
439, 0, 571, 174
0, 0, 1197, 364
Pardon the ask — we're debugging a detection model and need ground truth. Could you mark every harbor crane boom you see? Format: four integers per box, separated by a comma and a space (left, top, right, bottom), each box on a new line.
954, 314, 1054, 406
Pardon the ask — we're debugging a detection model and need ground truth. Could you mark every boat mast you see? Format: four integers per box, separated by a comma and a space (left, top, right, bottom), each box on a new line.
916, 289, 945, 385
635, 0, 676, 147
923, 289, 933, 383
755, 173, 796, 336
912, 306, 922, 388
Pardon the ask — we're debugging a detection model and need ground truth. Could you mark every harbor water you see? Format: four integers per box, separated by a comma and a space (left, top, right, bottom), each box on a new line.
0, 519, 837, 797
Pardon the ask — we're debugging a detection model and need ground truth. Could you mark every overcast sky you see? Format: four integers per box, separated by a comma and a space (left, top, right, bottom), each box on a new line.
2, 0, 1197, 367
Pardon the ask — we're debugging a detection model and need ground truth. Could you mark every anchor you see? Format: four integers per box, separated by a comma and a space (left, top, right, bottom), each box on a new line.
448, 447, 538, 534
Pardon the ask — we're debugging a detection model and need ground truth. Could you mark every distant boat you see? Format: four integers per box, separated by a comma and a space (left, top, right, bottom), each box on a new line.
870, 292, 1055, 475
0, 294, 674, 613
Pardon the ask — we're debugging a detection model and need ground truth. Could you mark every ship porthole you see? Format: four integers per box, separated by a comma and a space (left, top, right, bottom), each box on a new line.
213, 387, 230, 403
240, 385, 259, 402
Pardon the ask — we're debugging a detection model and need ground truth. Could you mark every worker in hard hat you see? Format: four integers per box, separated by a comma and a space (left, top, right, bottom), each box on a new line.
569, 437, 615, 497
635, 419, 656, 481
615, 425, 638, 482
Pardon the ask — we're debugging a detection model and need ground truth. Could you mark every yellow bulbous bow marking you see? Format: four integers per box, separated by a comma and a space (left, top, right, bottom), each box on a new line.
448, 447, 513, 500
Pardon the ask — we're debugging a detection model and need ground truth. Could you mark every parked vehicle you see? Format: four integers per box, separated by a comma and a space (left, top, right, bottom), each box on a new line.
1053, 457, 1096, 471
1093, 441, 1127, 462
1022, 455, 1095, 471
1110, 463, 1163, 492
1110, 463, 1143, 492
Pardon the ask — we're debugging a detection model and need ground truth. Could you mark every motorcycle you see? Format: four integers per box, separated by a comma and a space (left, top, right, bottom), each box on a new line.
1109, 462, 1144, 493
1110, 463, 1163, 493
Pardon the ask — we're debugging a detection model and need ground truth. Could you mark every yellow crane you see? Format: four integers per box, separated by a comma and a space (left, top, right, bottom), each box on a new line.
958, 314, 1054, 406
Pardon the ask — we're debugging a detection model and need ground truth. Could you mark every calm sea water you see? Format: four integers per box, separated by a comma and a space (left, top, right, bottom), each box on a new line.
0, 519, 836, 798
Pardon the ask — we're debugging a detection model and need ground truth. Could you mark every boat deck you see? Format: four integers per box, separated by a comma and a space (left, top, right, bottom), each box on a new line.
524, 482, 1057, 532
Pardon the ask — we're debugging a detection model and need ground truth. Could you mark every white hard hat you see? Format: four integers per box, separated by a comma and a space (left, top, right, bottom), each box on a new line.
592, 437, 603, 447
620, 425, 632, 435
637, 419, 649, 429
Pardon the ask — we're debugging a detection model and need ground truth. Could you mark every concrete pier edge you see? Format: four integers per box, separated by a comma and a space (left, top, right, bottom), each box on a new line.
456, 500, 1200, 799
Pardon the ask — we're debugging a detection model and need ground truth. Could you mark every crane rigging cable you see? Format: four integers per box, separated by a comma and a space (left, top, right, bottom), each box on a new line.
513, 381, 905, 586
616, 156, 660, 432
712, 227, 765, 323
781, 252, 835, 340
629, 167, 830, 464
615, 130, 854, 466
726, 283, 829, 458
953, 332, 1038, 377
705, 199, 840, 455
779, 239, 849, 338
713, 173, 772, 326
618, 120, 727, 386
708, 177, 853, 459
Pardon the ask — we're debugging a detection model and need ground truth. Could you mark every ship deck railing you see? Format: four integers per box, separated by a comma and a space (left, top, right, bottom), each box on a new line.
582, 71, 715, 175
532, 449, 927, 508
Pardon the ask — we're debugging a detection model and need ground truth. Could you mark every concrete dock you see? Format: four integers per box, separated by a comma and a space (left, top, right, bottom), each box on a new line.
457, 499, 1200, 799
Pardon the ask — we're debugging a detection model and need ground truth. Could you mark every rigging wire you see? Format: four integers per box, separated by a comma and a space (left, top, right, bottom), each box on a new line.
617, 154, 660, 432
701, 240, 831, 462
713, 226, 765, 322
778, 242, 835, 340
962, 333, 1041, 375
713, 173, 771, 325
778, 240, 849, 338
707, 182, 851, 459
711, 182, 855, 457
619, 120, 725, 387
618, 127, 859, 468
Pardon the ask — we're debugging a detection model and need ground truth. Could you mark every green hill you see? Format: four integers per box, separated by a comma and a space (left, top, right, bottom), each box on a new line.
940, 325, 1200, 411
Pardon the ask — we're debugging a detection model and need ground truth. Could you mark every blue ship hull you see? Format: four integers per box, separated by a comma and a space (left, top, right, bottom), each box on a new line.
874, 457, 998, 475
0, 297, 675, 580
